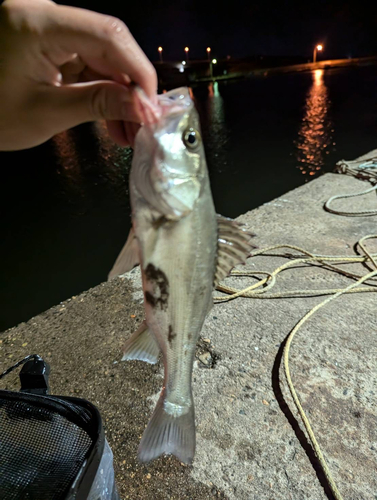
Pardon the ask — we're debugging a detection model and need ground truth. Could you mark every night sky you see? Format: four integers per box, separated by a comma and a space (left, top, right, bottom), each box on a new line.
57, 0, 377, 61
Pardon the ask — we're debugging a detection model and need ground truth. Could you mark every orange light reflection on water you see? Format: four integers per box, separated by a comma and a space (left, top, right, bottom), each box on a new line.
295, 69, 335, 178
53, 130, 82, 178
53, 130, 88, 200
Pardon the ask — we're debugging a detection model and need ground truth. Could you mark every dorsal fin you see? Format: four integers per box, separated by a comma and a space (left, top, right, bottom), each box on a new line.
214, 215, 256, 286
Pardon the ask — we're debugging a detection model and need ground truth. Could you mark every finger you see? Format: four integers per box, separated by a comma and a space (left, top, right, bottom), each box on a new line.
132, 85, 161, 123
45, 4, 157, 98
106, 120, 129, 147
106, 120, 140, 148
124, 121, 136, 148
80, 67, 112, 83
130, 122, 141, 145
131, 122, 141, 139
60, 54, 86, 84
36, 80, 143, 135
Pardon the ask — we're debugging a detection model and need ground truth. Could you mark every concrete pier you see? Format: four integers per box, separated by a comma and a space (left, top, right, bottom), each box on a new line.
1, 153, 376, 499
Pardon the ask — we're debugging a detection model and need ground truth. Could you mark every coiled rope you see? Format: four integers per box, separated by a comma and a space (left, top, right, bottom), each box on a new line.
215, 156, 377, 500
324, 157, 377, 216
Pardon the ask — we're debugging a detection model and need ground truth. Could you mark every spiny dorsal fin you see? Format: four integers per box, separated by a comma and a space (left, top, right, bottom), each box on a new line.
214, 215, 256, 286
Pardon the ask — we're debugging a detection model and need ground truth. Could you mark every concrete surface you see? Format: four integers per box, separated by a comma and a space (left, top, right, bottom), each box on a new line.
1, 162, 377, 499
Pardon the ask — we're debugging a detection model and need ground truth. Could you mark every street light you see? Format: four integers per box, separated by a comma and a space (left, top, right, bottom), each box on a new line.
206, 47, 211, 61
184, 46, 189, 61
158, 46, 163, 62
313, 44, 323, 63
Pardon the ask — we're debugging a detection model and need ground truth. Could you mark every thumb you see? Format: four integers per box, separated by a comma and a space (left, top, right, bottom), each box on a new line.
38, 80, 142, 134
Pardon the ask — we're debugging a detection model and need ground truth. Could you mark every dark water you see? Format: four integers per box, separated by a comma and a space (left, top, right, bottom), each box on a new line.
1, 65, 377, 332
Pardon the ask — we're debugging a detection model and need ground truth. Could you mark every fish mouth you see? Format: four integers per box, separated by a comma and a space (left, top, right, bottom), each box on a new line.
158, 88, 193, 111
133, 86, 193, 126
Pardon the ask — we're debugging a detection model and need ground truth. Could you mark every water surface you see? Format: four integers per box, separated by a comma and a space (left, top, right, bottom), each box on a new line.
1, 65, 376, 331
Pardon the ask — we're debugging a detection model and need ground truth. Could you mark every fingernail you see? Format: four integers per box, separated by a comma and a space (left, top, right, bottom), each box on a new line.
55, 72, 63, 86
142, 105, 154, 125
151, 105, 161, 121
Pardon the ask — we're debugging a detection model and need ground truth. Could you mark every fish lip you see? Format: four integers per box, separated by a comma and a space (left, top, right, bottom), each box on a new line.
158, 87, 192, 106
136, 87, 193, 130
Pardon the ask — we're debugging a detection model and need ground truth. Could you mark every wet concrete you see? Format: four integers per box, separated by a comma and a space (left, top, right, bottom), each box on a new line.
1, 152, 376, 499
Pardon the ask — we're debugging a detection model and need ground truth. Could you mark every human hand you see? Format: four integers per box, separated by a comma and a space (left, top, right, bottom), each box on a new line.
0, 0, 157, 151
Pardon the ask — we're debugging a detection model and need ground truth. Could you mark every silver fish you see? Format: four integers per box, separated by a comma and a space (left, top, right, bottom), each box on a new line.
109, 87, 254, 464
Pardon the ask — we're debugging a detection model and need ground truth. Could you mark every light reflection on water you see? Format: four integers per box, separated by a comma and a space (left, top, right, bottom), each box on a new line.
53, 121, 133, 205
193, 81, 230, 173
94, 120, 133, 188
295, 69, 335, 178
53, 130, 87, 200
53, 130, 81, 176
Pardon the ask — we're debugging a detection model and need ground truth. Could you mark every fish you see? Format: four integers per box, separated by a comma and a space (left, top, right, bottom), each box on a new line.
109, 86, 254, 464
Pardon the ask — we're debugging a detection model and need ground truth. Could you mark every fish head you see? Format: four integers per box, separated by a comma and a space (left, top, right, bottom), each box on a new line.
132, 87, 207, 220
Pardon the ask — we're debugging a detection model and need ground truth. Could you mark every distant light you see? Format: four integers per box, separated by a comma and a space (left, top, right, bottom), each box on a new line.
182, 61, 186, 65
179, 66, 184, 73
317, 44, 323, 51
212, 58, 217, 64
206, 47, 211, 52
158, 46, 163, 52
184, 46, 189, 52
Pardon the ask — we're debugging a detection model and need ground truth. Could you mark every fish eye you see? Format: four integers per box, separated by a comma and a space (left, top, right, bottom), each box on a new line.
183, 128, 201, 149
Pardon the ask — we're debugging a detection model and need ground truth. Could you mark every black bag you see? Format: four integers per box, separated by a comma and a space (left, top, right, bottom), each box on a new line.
0, 355, 119, 500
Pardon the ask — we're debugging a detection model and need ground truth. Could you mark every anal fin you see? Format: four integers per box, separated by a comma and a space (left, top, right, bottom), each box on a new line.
122, 321, 160, 364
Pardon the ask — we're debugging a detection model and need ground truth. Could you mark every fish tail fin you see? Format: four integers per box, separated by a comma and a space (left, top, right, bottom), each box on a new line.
138, 389, 195, 464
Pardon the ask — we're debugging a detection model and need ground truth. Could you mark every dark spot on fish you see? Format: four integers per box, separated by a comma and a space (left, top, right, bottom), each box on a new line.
152, 216, 168, 230
188, 333, 192, 340
168, 325, 176, 344
145, 291, 156, 307
145, 263, 167, 284
144, 264, 169, 311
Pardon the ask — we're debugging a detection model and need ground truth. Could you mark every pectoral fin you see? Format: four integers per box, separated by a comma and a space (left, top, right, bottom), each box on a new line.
122, 321, 160, 364
108, 227, 139, 280
214, 215, 256, 286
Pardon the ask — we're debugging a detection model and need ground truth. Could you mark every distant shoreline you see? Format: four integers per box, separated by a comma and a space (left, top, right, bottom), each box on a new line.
154, 55, 377, 87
